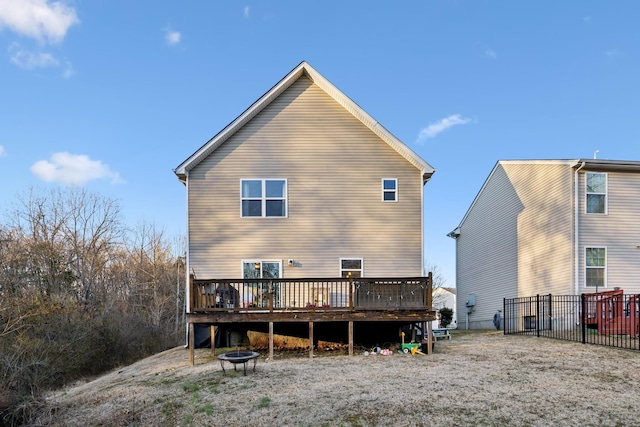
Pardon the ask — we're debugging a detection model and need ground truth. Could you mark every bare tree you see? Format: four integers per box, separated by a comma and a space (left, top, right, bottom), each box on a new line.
8, 187, 125, 303
126, 221, 180, 327
0, 188, 185, 425
62, 188, 124, 303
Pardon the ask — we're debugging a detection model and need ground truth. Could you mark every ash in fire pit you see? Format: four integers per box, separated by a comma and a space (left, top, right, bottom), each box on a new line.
217, 349, 260, 375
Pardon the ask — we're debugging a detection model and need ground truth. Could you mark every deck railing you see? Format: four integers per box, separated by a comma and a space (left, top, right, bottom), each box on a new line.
191, 276, 432, 312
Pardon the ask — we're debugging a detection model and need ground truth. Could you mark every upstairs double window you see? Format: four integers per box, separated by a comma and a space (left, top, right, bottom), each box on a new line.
241, 179, 287, 217
586, 172, 607, 214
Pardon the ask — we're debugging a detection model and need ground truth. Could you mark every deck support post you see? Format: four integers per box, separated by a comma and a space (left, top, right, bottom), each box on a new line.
269, 321, 274, 359
348, 321, 354, 356
309, 321, 314, 358
426, 321, 433, 355
189, 322, 195, 366
210, 325, 216, 355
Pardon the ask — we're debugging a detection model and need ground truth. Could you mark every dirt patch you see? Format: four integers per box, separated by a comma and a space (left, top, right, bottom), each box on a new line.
39, 330, 640, 426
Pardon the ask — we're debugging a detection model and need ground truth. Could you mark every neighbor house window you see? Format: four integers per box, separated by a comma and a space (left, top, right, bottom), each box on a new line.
586, 173, 607, 214
382, 178, 397, 202
241, 179, 287, 217
340, 258, 363, 278
585, 247, 606, 288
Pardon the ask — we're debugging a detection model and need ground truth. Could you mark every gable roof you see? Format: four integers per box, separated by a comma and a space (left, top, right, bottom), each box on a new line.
174, 61, 435, 183
447, 158, 640, 238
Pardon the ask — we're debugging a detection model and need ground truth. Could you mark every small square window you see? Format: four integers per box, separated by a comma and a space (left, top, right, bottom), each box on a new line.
340, 258, 363, 278
382, 178, 397, 202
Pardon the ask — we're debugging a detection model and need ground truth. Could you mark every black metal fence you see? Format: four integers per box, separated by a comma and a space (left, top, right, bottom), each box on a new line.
504, 293, 640, 351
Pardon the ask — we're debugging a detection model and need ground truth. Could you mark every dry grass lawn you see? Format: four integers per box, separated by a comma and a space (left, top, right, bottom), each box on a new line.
39, 330, 640, 427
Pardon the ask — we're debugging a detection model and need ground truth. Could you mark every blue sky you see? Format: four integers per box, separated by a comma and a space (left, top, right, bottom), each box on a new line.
1, 1, 640, 286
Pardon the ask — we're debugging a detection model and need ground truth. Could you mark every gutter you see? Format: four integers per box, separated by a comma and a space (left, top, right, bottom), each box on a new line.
574, 161, 586, 295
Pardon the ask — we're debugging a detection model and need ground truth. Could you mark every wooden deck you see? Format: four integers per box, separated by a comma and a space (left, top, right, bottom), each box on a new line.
187, 275, 436, 364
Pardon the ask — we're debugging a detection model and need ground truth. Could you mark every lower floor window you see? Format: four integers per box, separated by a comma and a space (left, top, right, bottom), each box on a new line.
585, 247, 606, 288
340, 258, 363, 278
242, 260, 282, 308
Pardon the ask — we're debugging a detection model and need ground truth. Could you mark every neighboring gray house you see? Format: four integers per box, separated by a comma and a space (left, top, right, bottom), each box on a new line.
449, 159, 640, 329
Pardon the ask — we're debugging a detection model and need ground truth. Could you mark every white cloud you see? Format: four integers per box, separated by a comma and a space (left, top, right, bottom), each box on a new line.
0, 145, 5, 157
475, 42, 497, 60
31, 152, 123, 186
8, 42, 73, 77
10, 45, 58, 69
61, 60, 73, 78
417, 114, 473, 142
164, 28, 181, 46
0, 0, 79, 44
244, 6, 251, 18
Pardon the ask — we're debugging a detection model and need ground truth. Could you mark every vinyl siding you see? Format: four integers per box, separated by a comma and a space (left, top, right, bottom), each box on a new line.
577, 169, 640, 294
456, 164, 520, 328
188, 76, 423, 279
507, 163, 574, 297
456, 162, 573, 328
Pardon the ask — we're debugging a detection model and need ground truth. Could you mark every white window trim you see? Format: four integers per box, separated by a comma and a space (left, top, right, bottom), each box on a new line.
240, 178, 288, 218
584, 246, 607, 289
382, 178, 398, 202
585, 172, 607, 215
340, 257, 364, 278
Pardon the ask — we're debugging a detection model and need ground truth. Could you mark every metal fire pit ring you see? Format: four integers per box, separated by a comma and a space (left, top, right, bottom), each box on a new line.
217, 350, 260, 375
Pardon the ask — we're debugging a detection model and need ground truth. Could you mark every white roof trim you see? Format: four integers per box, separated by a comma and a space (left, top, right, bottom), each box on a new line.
174, 61, 434, 182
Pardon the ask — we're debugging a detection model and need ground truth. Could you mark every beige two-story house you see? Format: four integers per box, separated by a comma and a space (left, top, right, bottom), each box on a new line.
174, 62, 436, 359
449, 159, 640, 329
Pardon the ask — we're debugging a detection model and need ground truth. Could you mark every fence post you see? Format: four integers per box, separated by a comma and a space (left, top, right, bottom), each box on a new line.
503, 297, 506, 335
536, 294, 540, 337
548, 294, 553, 332
581, 293, 586, 344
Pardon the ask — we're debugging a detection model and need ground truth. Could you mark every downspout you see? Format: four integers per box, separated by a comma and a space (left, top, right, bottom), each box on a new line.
185, 170, 191, 314
574, 161, 585, 295
183, 171, 191, 348
421, 172, 425, 276
422, 170, 434, 276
